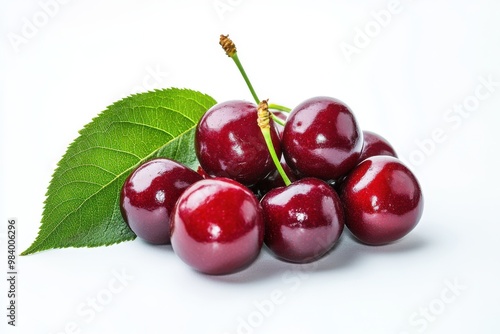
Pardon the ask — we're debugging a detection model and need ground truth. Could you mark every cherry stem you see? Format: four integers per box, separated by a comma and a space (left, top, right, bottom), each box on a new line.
219, 35, 292, 111
270, 113, 286, 126
219, 35, 259, 104
258, 100, 292, 186
268, 103, 291, 113
231, 53, 260, 104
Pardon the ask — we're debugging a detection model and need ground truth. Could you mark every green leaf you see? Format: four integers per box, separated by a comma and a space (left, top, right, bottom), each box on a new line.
22, 88, 216, 255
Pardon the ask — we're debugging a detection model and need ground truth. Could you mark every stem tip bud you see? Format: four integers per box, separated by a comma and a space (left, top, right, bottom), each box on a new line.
220, 34, 237, 57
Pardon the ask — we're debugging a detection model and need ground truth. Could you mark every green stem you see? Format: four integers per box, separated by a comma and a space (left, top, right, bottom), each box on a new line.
258, 100, 291, 186
231, 53, 260, 105
270, 113, 286, 127
268, 103, 291, 113
261, 128, 291, 186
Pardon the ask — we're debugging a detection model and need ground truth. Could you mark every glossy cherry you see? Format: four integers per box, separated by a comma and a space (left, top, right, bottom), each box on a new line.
359, 130, 398, 162
340, 156, 423, 245
261, 177, 344, 263
282, 96, 363, 181
170, 177, 264, 275
195, 100, 282, 186
120, 158, 203, 244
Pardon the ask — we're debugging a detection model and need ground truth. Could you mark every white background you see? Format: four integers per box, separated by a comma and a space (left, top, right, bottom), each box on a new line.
1, 1, 500, 333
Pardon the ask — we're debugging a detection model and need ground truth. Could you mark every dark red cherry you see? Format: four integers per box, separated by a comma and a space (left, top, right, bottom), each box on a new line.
282, 96, 363, 181
261, 177, 344, 263
170, 177, 264, 275
340, 156, 423, 245
120, 158, 203, 244
359, 130, 398, 162
195, 100, 282, 186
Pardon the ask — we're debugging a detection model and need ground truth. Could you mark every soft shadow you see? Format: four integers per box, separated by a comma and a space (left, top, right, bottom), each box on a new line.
366, 234, 429, 254
312, 234, 364, 272
136, 238, 174, 252
188, 227, 432, 284
342, 228, 431, 254
204, 248, 299, 285
205, 234, 362, 284
153, 243, 174, 252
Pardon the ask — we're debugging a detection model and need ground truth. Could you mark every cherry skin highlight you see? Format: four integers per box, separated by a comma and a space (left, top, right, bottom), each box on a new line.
282, 96, 363, 181
120, 158, 203, 244
195, 100, 282, 186
358, 130, 398, 162
261, 177, 344, 263
170, 177, 264, 275
340, 156, 424, 245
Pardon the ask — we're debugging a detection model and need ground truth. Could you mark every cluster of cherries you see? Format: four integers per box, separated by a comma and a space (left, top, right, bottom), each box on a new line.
119, 36, 423, 275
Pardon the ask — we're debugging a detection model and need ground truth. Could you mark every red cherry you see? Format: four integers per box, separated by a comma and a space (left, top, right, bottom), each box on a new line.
340, 156, 424, 245
261, 178, 344, 263
120, 158, 203, 244
195, 100, 281, 186
359, 130, 398, 162
170, 177, 264, 275
282, 96, 363, 181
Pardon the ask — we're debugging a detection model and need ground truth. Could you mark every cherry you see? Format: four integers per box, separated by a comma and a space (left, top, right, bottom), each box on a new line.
282, 96, 363, 181
120, 158, 203, 244
195, 100, 282, 186
170, 177, 264, 275
340, 156, 423, 245
256, 100, 343, 263
261, 177, 344, 263
332, 130, 398, 193
359, 130, 398, 162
